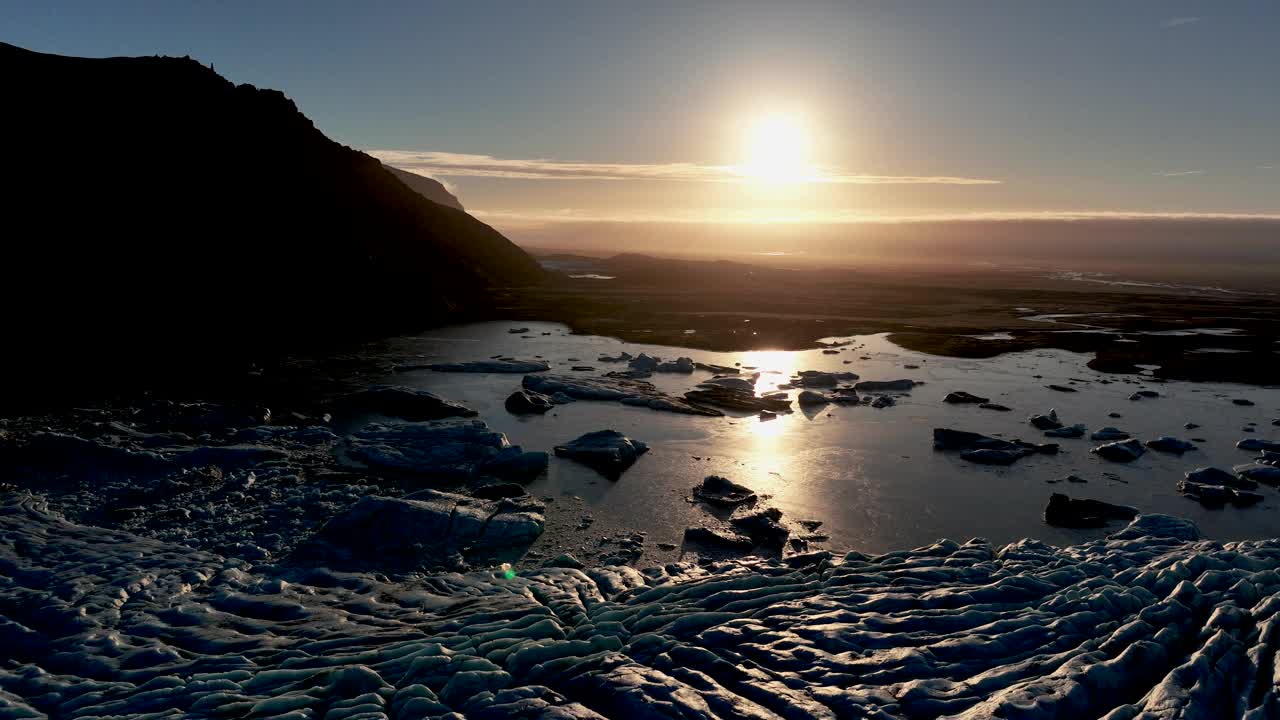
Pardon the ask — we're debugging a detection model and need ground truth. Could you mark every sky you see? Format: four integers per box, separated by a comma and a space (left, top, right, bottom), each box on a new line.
5, 1, 1278, 235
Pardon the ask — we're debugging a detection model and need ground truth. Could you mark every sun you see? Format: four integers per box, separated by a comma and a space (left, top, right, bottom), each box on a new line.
739, 112, 816, 184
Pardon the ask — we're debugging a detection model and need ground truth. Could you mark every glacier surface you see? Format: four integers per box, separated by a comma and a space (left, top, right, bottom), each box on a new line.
3, 494, 1280, 718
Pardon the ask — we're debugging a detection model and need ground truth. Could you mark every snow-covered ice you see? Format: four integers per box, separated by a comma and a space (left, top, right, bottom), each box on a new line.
3, 495, 1280, 718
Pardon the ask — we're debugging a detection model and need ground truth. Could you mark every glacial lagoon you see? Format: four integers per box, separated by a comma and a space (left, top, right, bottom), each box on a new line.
378, 320, 1280, 564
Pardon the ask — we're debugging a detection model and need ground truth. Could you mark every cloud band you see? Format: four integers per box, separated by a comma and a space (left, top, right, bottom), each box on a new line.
369, 150, 1000, 185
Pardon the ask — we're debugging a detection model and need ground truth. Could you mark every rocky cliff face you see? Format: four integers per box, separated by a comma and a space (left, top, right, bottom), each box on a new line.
2, 42, 542, 389
383, 165, 465, 210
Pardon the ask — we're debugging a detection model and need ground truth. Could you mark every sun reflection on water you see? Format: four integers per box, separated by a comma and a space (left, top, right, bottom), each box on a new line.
728, 349, 806, 504
735, 349, 799, 394
741, 418, 791, 497
746, 411, 788, 439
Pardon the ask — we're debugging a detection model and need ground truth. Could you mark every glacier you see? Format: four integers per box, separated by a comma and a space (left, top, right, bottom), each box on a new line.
2, 494, 1278, 719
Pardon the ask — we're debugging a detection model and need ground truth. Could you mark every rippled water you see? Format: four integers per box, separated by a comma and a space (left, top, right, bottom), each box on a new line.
382, 321, 1280, 559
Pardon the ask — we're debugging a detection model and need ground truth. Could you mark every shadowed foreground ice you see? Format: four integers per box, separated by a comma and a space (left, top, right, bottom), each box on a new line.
3, 495, 1279, 719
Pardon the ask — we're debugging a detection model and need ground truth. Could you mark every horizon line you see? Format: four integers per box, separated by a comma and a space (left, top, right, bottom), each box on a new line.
471, 209, 1280, 227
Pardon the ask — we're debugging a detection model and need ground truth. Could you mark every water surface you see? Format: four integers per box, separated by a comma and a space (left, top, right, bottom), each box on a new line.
383, 321, 1280, 561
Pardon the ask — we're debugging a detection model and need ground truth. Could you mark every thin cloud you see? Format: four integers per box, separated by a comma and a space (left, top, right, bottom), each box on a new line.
1156, 170, 1204, 177
368, 150, 1001, 185
1161, 16, 1201, 28
473, 208, 1280, 227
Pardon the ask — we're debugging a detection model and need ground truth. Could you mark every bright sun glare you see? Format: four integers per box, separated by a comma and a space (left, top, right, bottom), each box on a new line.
739, 112, 816, 184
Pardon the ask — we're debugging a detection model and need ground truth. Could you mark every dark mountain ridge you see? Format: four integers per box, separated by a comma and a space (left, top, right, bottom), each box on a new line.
383, 165, 464, 210
2, 42, 543, 394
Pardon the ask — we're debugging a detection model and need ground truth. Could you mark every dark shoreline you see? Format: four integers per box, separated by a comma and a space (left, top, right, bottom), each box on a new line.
6, 259, 1278, 416
498, 264, 1280, 386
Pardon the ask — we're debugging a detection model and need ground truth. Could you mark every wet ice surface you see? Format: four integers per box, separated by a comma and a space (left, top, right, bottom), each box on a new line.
6, 494, 1280, 718
383, 321, 1280, 561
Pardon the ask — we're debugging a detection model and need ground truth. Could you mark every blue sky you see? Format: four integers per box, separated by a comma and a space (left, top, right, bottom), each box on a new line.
4, 1, 1277, 227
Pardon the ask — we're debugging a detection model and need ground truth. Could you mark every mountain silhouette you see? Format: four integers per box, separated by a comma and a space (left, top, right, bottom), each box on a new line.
383, 165, 465, 211
2, 42, 543, 389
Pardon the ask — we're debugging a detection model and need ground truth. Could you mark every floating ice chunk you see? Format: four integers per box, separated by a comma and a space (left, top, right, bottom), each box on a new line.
553, 430, 649, 479
1044, 423, 1087, 438
1029, 409, 1062, 430
1091, 438, 1146, 462
1107, 513, 1200, 541
1145, 436, 1197, 454
798, 390, 831, 406
1091, 427, 1130, 441
944, 391, 990, 404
